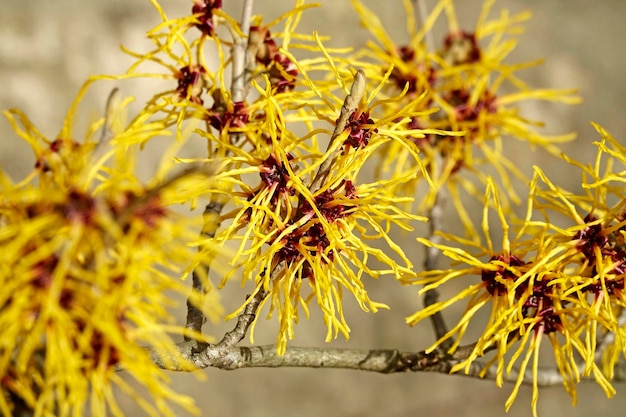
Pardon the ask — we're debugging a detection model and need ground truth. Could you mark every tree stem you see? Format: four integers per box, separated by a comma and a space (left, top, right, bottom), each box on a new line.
184, 0, 255, 341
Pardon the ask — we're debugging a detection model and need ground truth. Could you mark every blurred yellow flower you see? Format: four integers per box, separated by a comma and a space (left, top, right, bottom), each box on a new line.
0, 81, 220, 416
351, 0, 580, 233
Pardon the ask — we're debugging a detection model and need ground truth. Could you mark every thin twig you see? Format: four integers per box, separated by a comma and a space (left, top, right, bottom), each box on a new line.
458, 319, 626, 387
184, 0, 255, 342
214, 289, 268, 352
231, 0, 254, 103
465, 355, 626, 388
99, 87, 121, 144
423, 185, 454, 350
91, 87, 121, 166
464, 360, 569, 387
409, 0, 453, 351
184, 200, 225, 341
309, 69, 366, 193
414, 0, 436, 52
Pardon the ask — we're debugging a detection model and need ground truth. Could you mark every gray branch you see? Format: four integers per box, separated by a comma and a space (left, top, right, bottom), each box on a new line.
143, 342, 626, 388
309, 69, 366, 193
185, 0, 255, 341
231, 0, 254, 103
146, 343, 450, 373
184, 201, 225, 341
422, 163, 453, 350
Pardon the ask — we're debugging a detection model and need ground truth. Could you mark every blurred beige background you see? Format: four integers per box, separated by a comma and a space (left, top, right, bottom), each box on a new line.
1, 0, 626, 416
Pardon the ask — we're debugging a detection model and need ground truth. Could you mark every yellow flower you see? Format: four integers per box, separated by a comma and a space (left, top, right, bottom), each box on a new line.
198, 60, 430, 353
0, 82, 219, 416
351, 0, 580, 232
131, 0, 438, 354
406, 121, 626, 414
534, 123, 626, 375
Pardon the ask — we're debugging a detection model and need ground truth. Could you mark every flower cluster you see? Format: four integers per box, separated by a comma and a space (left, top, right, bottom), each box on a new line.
124, 0, 443, 354
406, 124, 626, 415
351, 0, 580, 226
2, 0, 620, 416
204, 76, 427, 353
0, 82, 220, 415
93, 0, 435, 354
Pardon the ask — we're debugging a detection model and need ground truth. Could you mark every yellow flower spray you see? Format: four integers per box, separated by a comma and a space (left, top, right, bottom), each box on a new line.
1, 1, 624, 416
